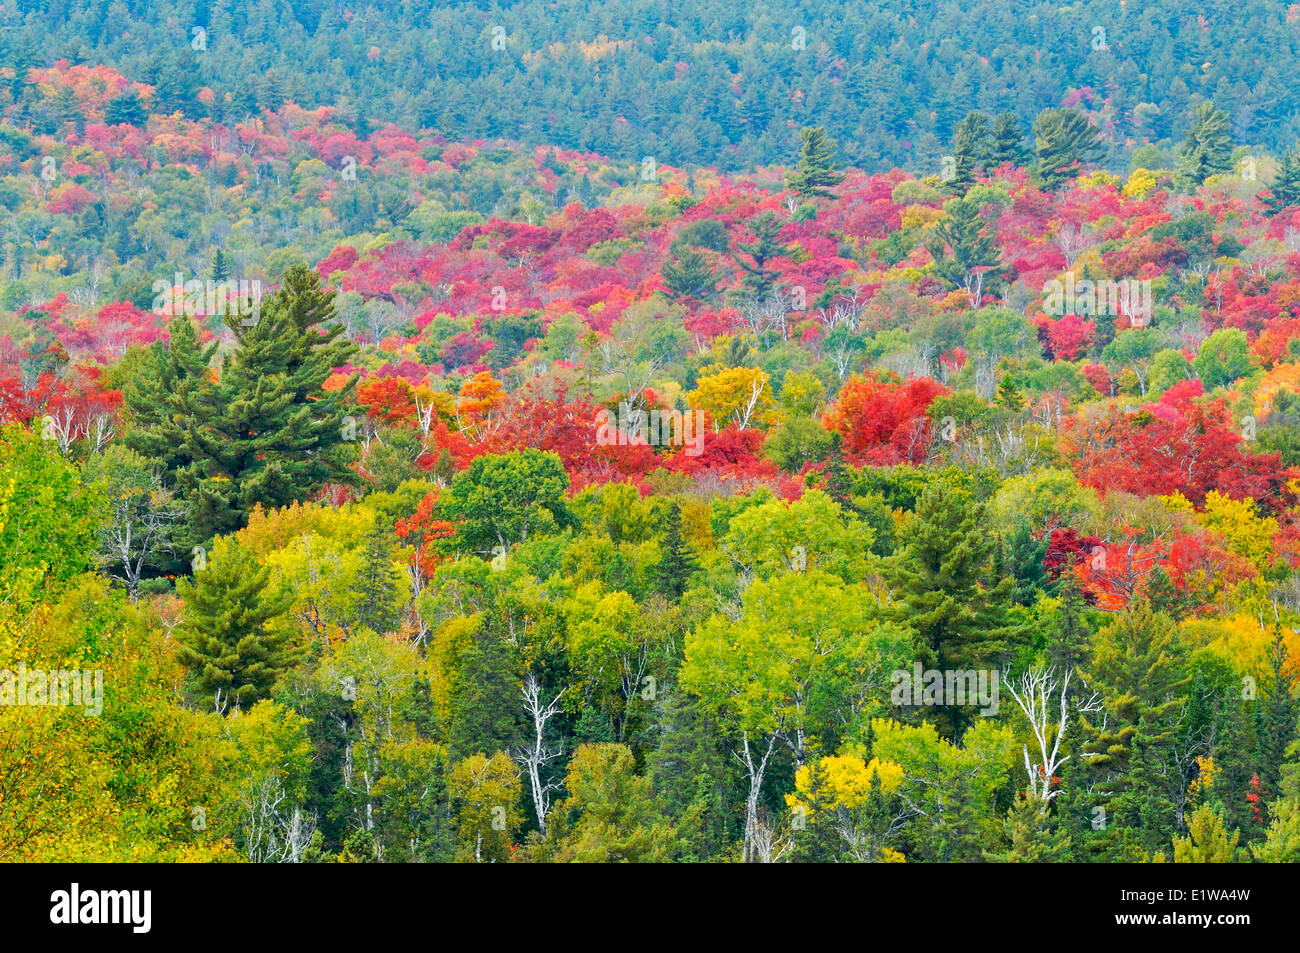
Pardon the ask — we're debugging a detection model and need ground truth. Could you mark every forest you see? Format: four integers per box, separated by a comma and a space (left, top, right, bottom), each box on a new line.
3, 0, 1300, 172
3, 16, 1300, 865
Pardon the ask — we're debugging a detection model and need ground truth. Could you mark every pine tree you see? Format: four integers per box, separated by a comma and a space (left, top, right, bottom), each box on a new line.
210, 248, 231, 282
1252, 797, 1300, 861
925, 196, 1004, 298
1172, 804, 1240, 862
1081, 601, 1189, 777
175, 542, 297, 709
785, 126, 845, 200
1032, 107, 1104, 190
103, 89, 148, 127
888, 480, 1018, 737
661, 242, 717, 302
448, 621, 527, 762
948, 110, 993, 192
572, 703, 614, 745
1053, 754, 1118, 859
722, 334, 757, 368
1258, 627, 1299, 812
123, 313, 216, 480
647, 692, 739, 862
1080, 601, 1191, 856
654, 502, 698, 601
1214, 697, 1262, 835
174, 264, 360, 543
733, 212, 786, 300
353, 522, 401, 635
849, 766, 904, 862
1004, 518, 1048, 607
401, 676, 441, 739
1145, 565, 1200, 621
989, 112, 1029, 169
122, 314, 216, 575
1046, 570, 1092, 684
907, 767, 985, 861
0, 34, 35, 100
1113, 713, 1181, 855
52, 86, 85, 132
995, 372, 1023, 409
819, 455, 857, 511
785, 758, 855, 863
983, 793, 1073, 862
1262, 149, 1300, 216
1175, 102, 1234, 190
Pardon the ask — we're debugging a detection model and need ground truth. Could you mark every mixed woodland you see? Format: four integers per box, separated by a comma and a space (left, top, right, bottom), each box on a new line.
3, 20, 1300, 862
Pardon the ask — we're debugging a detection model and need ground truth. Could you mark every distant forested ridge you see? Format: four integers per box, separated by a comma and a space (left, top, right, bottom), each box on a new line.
3, 0, 1300, 171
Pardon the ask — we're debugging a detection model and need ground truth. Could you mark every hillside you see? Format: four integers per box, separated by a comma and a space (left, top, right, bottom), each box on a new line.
4, 0, 1300, 171
2, 55, 1300, 866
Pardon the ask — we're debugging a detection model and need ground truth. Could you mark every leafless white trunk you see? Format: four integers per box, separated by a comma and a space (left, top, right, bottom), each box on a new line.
240, 773, 318, 863
98, 472, 183, 601
514, 674, 566, 836
1002, 667, 1102, 800
1053, 222, 1095, 265
730, 370, 770, 429
736, 729, 780, 863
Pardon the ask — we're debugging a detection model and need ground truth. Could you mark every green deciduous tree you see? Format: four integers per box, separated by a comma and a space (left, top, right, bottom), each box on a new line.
1193, 327, 1255, 390
448, 752, 522, 863
764, 414, 838, 473
873, 717, 1018, 861
440, 448, 570, 554
0, 423, 104, 606
82, 444, 184, 600
683, 570, 911, 860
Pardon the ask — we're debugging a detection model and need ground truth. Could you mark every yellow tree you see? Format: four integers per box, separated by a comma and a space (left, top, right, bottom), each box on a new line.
682, 571, 912, 861
449, 752, 522, 862
1172, 804, 1240, 862
786, 752, 906, 862
688, 366, 775, 430
1197, 490, 1279, 571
